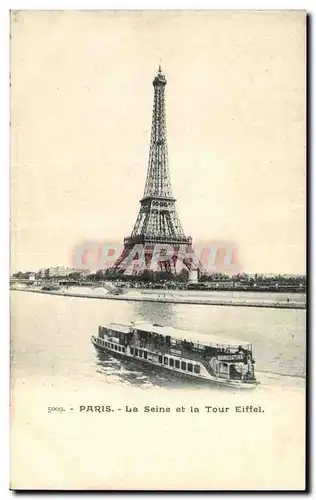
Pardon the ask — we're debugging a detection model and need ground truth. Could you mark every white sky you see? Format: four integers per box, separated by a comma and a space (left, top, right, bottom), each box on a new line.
10, 10, 306, 274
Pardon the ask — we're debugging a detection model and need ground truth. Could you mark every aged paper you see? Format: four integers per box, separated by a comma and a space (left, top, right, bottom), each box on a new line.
10, 10, 306, 490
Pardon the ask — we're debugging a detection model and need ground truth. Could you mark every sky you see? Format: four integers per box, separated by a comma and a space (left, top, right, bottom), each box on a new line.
10, 10, 306, 274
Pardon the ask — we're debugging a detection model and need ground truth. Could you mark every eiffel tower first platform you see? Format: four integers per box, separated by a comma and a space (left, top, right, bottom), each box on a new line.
112, 66, 195, 276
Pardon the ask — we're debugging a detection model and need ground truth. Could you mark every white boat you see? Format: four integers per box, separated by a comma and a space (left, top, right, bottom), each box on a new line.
91, 322, 259, 389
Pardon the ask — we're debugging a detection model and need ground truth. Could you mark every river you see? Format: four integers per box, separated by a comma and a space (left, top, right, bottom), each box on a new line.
10, 291, 306, 490
11, 290, 306, 386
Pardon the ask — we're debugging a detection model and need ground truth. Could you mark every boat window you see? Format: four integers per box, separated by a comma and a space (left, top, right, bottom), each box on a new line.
175, 360, 180, 369
143, 352, 148, 359
181, 361, 186, 371
164, 356, 168, 365
135, 348, 139, 356
111, 344, 114, 349
122, 347, 125, 353
188, 363, 193, 372
114, 345, 118, 351
194, 364, 200, 374
130, 347, 134, 355
158, 355, 163, 364
169, 358, 174, 367
118, 346, 121, 352
139, 350, 143, 358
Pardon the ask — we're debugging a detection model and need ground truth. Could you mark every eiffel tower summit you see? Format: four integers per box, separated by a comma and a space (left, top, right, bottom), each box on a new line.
112, 66, 195, 276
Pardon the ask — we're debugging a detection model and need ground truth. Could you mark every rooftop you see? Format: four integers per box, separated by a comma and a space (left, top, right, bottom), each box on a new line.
105, 321, 250, 348
106, 323, 131, 334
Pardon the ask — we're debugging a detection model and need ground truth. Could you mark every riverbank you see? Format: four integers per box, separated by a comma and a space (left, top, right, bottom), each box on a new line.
11, 286, 306, 310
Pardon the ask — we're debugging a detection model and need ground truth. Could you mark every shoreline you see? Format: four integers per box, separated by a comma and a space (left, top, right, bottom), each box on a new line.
10, 287, 306, 310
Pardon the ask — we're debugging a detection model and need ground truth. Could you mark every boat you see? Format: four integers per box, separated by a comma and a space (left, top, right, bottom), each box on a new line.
91, 322, 259, 388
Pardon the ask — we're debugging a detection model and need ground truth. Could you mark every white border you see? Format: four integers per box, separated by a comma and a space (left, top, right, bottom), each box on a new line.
2, 1, 313, 498
4, 1, 312, 9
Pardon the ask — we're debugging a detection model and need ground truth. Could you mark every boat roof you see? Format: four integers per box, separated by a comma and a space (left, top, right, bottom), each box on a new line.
105, 323, 131, 334
104, 322, 251, 348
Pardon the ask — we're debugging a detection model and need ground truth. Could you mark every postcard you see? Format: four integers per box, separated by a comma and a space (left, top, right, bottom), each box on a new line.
10, 10, 306, 490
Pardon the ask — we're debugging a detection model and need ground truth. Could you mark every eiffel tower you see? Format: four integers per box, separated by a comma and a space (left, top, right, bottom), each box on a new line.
112, 66, 195, 276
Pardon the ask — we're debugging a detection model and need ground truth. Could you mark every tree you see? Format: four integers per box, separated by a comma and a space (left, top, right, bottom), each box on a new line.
179, 269, 189, 282
140, 270, 155, 282
12, 271, 24, 279
68, 272, 81, 280
155, 270, 173, 282
95, 270, 105, 281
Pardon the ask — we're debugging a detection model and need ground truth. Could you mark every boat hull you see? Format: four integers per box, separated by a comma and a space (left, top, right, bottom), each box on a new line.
91, 336, 258, 389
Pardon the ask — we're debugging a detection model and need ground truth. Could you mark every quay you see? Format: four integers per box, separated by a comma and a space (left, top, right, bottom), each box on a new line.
10, 286, 306, 310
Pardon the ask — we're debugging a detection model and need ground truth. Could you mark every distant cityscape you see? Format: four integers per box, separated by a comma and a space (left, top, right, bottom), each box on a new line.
11, 266, 306, 294
11, 67, 306, 297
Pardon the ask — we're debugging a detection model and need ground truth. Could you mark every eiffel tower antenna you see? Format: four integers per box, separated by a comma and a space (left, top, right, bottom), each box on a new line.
112, 67, 195, 276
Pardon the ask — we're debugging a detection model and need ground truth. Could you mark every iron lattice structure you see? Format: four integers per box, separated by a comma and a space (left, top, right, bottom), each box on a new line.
113, 67, 195, 275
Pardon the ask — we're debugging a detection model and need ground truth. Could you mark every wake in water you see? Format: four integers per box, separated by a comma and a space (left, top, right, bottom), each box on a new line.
94, 349, 305, 392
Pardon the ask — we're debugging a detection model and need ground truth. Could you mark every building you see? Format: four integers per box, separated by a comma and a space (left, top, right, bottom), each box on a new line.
188, 268, 199, 284
38, 269, 47, 279
46, 267, 75, 278
45, 267, 91, 279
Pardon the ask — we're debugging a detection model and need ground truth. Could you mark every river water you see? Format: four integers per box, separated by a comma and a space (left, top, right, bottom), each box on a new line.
10, 290, 306, 490
11, 290, 306, 387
